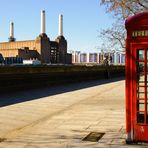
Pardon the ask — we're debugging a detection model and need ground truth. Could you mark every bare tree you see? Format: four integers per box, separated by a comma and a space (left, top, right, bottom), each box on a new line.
99, 0, 148, 51
100, 22, 125, 50
101, 0, 148, 19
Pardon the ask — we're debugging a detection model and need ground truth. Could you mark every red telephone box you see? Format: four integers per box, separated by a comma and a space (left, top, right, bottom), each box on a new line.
125, 12, 148, 142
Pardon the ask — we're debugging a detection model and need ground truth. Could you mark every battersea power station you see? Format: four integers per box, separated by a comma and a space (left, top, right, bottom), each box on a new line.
0, 10, 72, 64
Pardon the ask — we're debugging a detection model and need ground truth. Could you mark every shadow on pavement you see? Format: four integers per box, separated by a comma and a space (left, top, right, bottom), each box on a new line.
0, 77, 125, 107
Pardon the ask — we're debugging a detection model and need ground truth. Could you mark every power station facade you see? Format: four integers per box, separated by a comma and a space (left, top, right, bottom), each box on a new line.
0, 11, 72, 64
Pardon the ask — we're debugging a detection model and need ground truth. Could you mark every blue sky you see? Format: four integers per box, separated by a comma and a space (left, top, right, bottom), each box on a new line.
0, 0, 114, 52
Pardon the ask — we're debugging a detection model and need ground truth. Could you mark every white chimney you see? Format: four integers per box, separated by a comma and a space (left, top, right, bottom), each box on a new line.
41, 10, 46, 34
10, 22, 14, 38
59, 14, 63, 36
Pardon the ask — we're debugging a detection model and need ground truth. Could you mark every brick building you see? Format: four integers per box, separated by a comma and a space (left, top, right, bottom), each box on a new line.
0, 11, 72, 64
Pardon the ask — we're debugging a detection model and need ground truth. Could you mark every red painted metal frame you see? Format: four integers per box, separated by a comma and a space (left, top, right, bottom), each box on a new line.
125, 12, 148, 142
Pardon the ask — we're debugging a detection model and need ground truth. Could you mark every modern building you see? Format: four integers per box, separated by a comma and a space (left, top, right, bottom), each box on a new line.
71, 50, 125, 65
0, 11, 72, 64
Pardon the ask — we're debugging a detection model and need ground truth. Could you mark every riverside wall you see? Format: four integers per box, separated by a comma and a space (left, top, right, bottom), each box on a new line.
0, 65, 125, 91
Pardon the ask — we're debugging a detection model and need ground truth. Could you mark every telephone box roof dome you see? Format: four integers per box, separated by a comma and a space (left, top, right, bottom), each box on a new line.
125, 12, 148, 29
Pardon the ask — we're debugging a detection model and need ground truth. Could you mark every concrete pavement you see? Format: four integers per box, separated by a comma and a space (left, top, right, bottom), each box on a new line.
0, 78, 147, 147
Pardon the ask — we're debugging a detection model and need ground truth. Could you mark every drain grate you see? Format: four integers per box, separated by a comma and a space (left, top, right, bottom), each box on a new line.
82, 132, 105, 142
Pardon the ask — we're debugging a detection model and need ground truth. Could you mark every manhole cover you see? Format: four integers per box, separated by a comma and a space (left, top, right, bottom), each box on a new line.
82, 132, 105, 142
0, 138, 6, 143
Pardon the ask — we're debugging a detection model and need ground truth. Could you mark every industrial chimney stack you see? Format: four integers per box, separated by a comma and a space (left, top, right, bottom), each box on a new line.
9, 22, 16, 42
59, 14, 63, 36
41, 10, 46, 34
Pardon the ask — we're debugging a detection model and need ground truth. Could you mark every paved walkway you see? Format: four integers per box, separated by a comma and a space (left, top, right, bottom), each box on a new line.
0, 78, 147, 148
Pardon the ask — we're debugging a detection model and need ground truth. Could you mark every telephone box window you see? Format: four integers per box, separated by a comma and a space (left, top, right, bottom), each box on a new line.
137, 49, 146, 124
137, 61, 145, 99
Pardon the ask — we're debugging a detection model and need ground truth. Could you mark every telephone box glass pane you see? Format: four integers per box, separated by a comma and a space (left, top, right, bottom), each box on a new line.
138, 74, 145, 84
137, 87, 145, 98
137, 62, 144, 73
137, 100, 145, 111
137, 112, 144, 123
137, 49, 144, 60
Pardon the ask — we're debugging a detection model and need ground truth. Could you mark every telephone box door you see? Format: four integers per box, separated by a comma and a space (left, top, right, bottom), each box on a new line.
133, 44, 148, 141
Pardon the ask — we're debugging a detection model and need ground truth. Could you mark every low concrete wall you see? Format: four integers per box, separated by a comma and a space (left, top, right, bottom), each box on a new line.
0, 65, 125, 91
